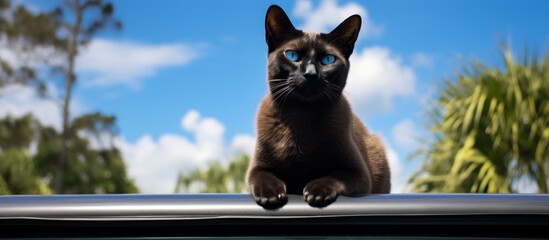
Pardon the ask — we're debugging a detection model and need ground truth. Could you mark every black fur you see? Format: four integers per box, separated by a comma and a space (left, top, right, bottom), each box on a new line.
247, 5, 390, 210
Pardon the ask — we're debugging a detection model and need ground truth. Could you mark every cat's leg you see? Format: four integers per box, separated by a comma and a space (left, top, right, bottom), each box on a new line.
365, 134, 391, 193
247, 168, 288, 209
303, 170, 372, 208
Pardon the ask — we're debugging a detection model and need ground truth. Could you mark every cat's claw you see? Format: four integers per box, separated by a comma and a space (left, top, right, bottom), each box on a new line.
251, 183, 288, 209
254, 193, 287, 210
303, 191, 337, 208
303, 182, 340, 208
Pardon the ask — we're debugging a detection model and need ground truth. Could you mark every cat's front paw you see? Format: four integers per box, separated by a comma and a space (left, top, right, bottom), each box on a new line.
303, 178, 343, 208
250, 179, 288, 210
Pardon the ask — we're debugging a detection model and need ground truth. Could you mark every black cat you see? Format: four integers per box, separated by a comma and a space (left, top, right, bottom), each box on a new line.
246, 5, 390, 209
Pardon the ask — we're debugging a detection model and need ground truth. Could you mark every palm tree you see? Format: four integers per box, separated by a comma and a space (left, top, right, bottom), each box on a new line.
175, 155, 250, 193
410, 46, 549, 193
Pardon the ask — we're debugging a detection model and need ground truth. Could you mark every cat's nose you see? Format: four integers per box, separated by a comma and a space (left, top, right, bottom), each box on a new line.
304, 64, 318, 81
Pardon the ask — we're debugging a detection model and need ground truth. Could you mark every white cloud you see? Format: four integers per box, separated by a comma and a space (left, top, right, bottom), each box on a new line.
76, 39, 203, 89
181, 110, 201, 131
0, 84, 60, 129
0, 41, 20, 68
411, 52, 433, 68
384, 142, 407, 193
116, 110, 255, 194
2, 37, 203, 89
0, 84, 86, 131
0, 84, 85, 130
392, 119, 419, 150
345, 46, 416, 112
230, 134, 256, 156
293, 0, 382, 38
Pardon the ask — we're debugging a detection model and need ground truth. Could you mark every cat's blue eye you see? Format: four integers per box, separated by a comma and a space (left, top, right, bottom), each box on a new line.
285, 50, 300, 62
321, 55, 336, 65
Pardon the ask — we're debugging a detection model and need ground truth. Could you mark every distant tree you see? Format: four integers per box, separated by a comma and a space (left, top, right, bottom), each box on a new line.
227, 155, 249, 193
51, 0, 122, 193
0, 114, 37, 149
0, 113, 138, 194
0, 0, 59, 194
0, 0, 135, 194
0, 115, 51, 194
34, 113, 138, 194
0, 0, 62, 93
410, 46, 549, 193
0, 149, 52, 194
175, 155, 250, 193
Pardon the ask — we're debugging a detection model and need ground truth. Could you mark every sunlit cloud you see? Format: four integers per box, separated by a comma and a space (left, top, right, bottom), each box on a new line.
411, 52, 433, 68
384, 141, 407, 193
116, 110, 255, 193
392, 119, 420, 150
76, 39, 204, 89
293, 0, 383, 38
0, 84, 85, 130
346, 46, 416, 113
1, 37, 203, 90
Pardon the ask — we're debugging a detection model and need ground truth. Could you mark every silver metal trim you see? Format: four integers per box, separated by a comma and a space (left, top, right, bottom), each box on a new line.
1, 193, 548, 221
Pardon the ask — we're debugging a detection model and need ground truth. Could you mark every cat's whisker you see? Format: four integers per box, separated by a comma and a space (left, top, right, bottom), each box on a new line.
271, 84, 292, 103
268, 78, 288, 82
327, 82, 343, 91
323, 82, 344, 103
271, 81, 288, 90
324, 86, 340, 104
271, 81, 290, 90
280, 87, 294, 108
272, 89, 288, 103
270, 83, 289, 92
323, 90, 334, 104
273, 90, 287, 105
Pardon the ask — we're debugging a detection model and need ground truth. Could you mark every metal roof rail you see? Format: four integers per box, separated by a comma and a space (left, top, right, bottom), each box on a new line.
1, 193, 548, 238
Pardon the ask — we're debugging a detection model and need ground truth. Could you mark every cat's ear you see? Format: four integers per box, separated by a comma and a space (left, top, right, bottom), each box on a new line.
265, 5, 300, 53
326, 15, 361, 57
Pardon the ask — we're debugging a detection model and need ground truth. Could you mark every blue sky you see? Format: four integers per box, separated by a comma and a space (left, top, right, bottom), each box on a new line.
2, 0, 548, 193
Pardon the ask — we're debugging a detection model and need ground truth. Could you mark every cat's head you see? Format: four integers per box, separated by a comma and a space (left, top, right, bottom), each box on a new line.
265, 5, 361, 106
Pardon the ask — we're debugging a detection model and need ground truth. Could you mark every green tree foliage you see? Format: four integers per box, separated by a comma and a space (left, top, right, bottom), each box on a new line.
0, 0, 62, 93
35, 112, 138, 194
175, 155, 250, 193
410, 47, 549, 193
0, 113, 138, 195
0, 149, 52, 194
0, 115, 51, 194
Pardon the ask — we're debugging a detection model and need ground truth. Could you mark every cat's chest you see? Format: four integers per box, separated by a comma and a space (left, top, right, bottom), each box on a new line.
269, 118, 338, 160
